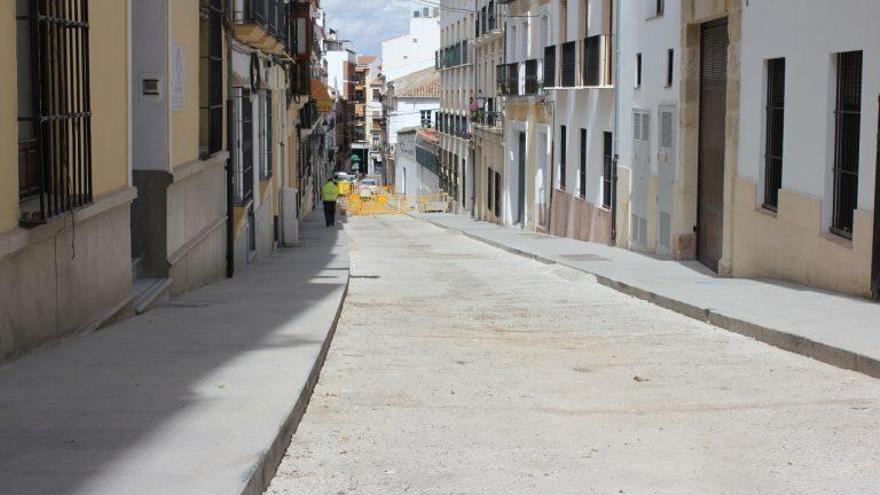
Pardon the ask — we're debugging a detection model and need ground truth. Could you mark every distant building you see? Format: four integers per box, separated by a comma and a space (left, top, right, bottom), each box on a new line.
382, 7, 441, 83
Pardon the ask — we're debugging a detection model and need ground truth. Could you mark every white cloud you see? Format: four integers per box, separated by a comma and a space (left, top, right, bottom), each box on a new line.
322, 0, 428, 58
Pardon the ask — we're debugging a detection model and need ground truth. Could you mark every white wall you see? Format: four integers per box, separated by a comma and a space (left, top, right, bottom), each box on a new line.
739, 0, 879, 215
382, 16, 441, 82
388, 97, 440, 146
326, 49, 354, 96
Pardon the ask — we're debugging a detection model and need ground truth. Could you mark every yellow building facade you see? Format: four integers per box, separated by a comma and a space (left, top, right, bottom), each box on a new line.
1, 0, 133, 361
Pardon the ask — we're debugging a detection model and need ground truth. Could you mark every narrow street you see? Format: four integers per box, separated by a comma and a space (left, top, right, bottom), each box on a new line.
265, 215, 880, 494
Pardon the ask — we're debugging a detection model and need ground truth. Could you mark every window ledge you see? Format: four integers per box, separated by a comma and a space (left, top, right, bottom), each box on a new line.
755, 205, 778, 218
1, 186, 137, 262
822, 230, 854, 249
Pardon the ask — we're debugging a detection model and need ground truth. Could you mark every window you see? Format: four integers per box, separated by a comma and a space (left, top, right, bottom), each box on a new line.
201, 0, 223, 156
583, 36, 601, 86
636, 53, 642, 88
763, 58, 785, 210
487, 166, 493, 212
494, 170, 502, 217
655, 0, 665, 17
17, 0, 93, 224
234, 89, 255, 204
559, 126, 567, 189
561, 41, 577, 87
544, 45, 557, 88
602, 132, 613, 208
421, 110, 433, 128
579, 129, 587, 198
372, 88, 381, 99
666, 48, 674, 87
831, 51, 863, 237
260, 90, 273, 179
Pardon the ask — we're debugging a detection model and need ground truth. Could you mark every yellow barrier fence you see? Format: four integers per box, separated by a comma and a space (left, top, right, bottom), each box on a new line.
340, 188, 450, 216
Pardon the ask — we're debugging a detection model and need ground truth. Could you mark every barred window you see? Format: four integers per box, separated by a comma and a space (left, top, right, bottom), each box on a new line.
579, 128, 587, 198
763, 58, 785, 210
559, 125, 567, 190
17, 0, 93, 224
200, 0, 223, 156
234, 88, 255, 204
602, 132, 613, 208
832, 51, 862, 238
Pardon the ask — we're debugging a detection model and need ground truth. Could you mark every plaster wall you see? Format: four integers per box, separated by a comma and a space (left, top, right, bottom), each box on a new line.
382, 16, 441, 83
1, 2, 17, 232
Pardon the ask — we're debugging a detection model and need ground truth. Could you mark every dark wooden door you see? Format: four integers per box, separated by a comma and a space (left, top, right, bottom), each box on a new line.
872, 95, 880, 301
697, 19, 728, 272
518, 132, 527, 224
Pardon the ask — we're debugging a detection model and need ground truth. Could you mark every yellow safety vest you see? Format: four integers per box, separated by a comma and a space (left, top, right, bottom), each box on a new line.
322, 181, 339, 202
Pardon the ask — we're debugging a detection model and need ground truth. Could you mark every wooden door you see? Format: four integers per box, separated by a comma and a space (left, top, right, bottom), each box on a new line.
697, 19, 728, 272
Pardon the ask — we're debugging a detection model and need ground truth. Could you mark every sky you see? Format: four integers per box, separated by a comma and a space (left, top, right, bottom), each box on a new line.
321, 0, 434, 58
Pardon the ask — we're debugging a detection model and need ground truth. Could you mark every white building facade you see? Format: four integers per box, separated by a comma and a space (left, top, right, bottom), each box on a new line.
382, 7, 442, 83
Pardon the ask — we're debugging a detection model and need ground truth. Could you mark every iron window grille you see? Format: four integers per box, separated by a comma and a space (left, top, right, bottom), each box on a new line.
579, 129, 587, 198
763, 58, 785, 211
234, 89, 255, 204
544, 45, 557, 88
261, 90, 273, 179
487, 167, 493, 212
583, 36, 601, 86
831, 50, 863, 238
488, 1, 497, 31
201, 0, 223, 156
524, 59, 539, 95
666, 48, 674, 88
480, 7, 487, 36
494, 170, 502, 217
635, 53, 642, 88
559, 125, 567, 189
17, 0, 93, 225
561, 41, 577, 87
602, 132, 613, 208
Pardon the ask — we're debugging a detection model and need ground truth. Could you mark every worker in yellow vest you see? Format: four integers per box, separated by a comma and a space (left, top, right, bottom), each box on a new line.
321, 178, 340, 227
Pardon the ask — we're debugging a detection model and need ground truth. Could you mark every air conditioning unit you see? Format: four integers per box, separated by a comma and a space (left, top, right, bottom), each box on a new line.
281, 187, 300, 245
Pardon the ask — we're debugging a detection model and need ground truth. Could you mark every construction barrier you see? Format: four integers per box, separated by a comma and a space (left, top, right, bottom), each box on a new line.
340, 187, 450, 216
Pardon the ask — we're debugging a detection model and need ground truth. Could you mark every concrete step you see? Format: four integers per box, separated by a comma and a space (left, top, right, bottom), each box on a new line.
132, 277, 171, 315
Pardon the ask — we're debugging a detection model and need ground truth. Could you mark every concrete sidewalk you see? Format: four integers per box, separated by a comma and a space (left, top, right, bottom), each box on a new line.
416, 213, 880, 380
0, 214, 349, 495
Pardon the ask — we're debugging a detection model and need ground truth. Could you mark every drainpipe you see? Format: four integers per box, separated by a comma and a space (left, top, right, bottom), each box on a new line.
224, 1, 235, 278
610, 0, 621, 246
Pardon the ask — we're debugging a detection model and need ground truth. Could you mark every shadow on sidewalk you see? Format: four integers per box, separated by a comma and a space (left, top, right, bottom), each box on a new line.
0, 214, 349, 495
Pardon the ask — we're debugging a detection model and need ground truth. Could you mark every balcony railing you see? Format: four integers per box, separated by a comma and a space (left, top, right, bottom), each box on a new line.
544, 45, 557, 87
583, 34, 613, 87
437, 40, 469, 69
561, 41, 577, 87
233, 0, 290, 54
497, 63, 518, 96
524, 59, 539, 95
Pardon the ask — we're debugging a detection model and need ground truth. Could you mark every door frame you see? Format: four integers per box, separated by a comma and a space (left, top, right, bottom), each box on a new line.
872, 95, 880, 301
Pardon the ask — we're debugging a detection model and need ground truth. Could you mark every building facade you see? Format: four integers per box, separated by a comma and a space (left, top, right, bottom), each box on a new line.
2, 0, 133, 360
437, 0, 476, 213
545, 0, 615, 243
472, 0, 505, 225
382, 7, 442, 83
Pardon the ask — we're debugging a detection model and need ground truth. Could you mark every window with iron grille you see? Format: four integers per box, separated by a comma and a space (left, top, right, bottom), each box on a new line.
579, 129, 587, 198
481, 7, 487, 36
234, 89, 255, 204
832, 51, 863, 238
524, 59, 539, 95
666, 48, 674, 87
602, 132, 613, 208
544, 45, 556, 88
561, 41, 576, 87
494, 170, 502, 217
763, 58, 785, 210
201, 0, 223, 156
559, 125, 567, 189
635, 53, 642, 88
421, 110, 432, 128
655, 0, 665, 17
487, 166, 493, 212
583, 36, 600, 86
16, 0, 92, 224
261, 90, 274, 179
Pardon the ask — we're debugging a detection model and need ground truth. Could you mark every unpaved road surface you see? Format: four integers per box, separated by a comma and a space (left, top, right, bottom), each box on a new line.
266, 215, 880, 495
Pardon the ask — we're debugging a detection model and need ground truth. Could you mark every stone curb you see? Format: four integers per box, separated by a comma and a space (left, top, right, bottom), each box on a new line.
416, 215, 880, 380
241, 270, 351, 495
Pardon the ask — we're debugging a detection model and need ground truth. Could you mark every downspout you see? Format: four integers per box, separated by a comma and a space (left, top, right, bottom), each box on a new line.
546, 7, 556, 234
224, 1, 235, 278
610, 0, 621, 246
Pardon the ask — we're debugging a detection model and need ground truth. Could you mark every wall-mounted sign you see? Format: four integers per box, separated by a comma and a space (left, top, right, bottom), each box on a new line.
172, 44, 184, 112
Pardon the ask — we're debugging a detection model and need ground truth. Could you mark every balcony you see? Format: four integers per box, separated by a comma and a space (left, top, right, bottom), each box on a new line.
544, 45, 556, 87
496, 63, 518, 96
232, 0, 289, 55
583, 34, 613, 87
436, 40, 469, 70
560, 41, 577, 87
